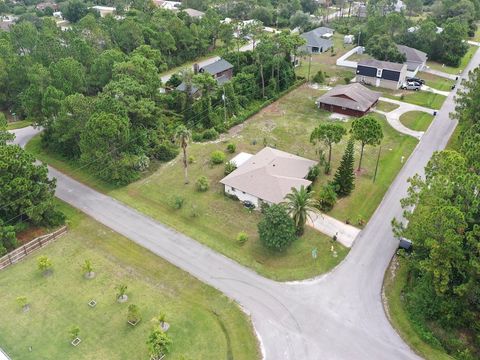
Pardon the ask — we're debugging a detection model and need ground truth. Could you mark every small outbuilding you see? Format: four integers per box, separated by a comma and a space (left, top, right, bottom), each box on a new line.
316, 83, 381, 117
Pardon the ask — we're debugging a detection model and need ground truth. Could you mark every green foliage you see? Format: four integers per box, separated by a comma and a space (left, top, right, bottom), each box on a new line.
147, 327, 172, 358
37, 255, 53, 274
350, 115, 383, 170
127, 304, 141, 323
0, 220, 16, 256
210, 150, 226, 165
81, 259, 93, 275
224, 161, 237, 175
201, 128, 219, 141
306, 165, 320, 182
258, 204, 296, 251
236, 232, 248, 246
115, 284, 128, 299
312, 70, 325, 84
69, 325, 80, 341
366, 35, 406, 63
169, 195, 185, 210
195, 176, 210, 192
226, 143, 236, 153
16, 296, 28, 309
317, 184, 337, 212
310, 123, 346, 167
332, 137, 355, 197
283, 186, 317, 235
0, 113, 14, 145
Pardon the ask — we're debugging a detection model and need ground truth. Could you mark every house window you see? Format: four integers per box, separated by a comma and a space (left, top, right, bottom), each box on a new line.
376, 69, 382, 78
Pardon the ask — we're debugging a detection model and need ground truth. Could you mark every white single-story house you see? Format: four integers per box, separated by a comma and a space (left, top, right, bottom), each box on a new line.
220, 147, 317, 209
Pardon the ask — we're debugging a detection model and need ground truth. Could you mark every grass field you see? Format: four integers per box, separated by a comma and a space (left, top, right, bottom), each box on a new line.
0, 202, 260, 360
381, 89, 446, 110
375, 100, 399, 112
417, 72, 455, 91
384, 257, 453, 360
426, 46, 477, 75
27, 83, 417, 281
399, 111, 434, 131
7, 120, 32, 130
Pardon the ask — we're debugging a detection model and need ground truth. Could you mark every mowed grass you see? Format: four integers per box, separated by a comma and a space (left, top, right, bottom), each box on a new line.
7, 120, 32, 130
0, 202, 260, 360
381, 89, 446, 110
399, 111, 434, 132
384, 258, 453, 360
417, 72, 455, 91
426, 46, 477, 75
375, 100, 400, 112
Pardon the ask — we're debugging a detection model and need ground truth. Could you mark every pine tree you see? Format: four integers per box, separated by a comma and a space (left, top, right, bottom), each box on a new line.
224, 82, 240, 118
332, 137, 355, 197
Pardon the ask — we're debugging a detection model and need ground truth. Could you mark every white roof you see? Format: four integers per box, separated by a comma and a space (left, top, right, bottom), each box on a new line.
230, 152, 253, 167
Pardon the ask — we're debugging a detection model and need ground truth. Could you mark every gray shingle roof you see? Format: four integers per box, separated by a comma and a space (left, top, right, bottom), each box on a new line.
183, 8, 204, 17
301, 26, 334, 49
220, 147, 316, 204
396, 44, 427, 64
200, 59, 233, 76
358, 59, 405, 72
316, 83, 381, 112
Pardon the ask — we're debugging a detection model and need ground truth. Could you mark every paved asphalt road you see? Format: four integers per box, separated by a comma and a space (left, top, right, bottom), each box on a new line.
10, 47, 480, 359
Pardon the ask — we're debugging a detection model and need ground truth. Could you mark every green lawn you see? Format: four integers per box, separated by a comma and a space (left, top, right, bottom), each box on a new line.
26, 83, 418, 281
426, 46, 477, 75
375, 100, 400, 112
0, 202, 260, 360
417, 72, 455, 91
384, 257, 454, 360
399, 111, 434, 132
381, 89, 446, 110
7, 120, 32, 130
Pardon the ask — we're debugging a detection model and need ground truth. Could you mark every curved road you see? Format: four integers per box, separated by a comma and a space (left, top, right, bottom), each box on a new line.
10, 48, 480, 359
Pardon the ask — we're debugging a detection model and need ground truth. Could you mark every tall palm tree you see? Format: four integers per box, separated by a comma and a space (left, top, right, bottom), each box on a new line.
174, 125, 191, 184
283, 186, 318, 235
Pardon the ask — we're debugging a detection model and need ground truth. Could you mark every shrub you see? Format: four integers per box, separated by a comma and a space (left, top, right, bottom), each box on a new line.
37, 255, 52, 274
258, 204, 296, 251
307, 165, 320, 181
16, 296, 28, 309
195, 176, 209, 192
69, 326, 80, 341
236, 232, 248, 245
226, 142, 236, 153
192, 132, 202, 142
115, 284, 128, 299
202, 128, 219, 141
189, 204, 201, 218
153, 142, 179, 162
81, 259, 93, 276
343, 76, 351, 84
224, 161, 237, 175
312, 70, 325, 84
169, 195, 185, 209
317, 184, 337, 212
188, 155, 195, 164
127, 304, 141, 323
210, 150, 226, 165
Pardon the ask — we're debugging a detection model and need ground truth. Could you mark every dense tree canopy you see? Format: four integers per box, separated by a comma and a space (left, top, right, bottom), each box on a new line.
258, 204, 296, 251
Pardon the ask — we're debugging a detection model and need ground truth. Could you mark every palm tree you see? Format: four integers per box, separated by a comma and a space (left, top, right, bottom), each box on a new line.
283, 186, 318, 235
174, 125, 192, 184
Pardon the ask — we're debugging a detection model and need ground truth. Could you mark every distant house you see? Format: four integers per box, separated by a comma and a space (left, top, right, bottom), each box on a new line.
356, 59, 407, 89
183, 8, 205, 18
299, 26, 334, 54
344, 35, 354, 44
316, 83, 381, 117
0, 16, 15, 31
153, 0, 181, 9
220, 147, 317, 208
176, 58, 234, 94
92, 6, 116, 17
35, 2, 58, 11
396, 44, 427, 75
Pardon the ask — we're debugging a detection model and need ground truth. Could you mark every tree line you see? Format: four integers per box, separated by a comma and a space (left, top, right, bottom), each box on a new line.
394, 69, 480, 358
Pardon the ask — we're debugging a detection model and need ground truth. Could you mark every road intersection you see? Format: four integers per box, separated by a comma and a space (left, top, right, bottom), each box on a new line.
10, 47, 480, 360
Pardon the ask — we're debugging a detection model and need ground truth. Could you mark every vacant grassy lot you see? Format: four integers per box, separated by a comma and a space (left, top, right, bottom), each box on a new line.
399, 111, 434, 131
27, 83, 417, 280
0, 203, 259, 360
384, 258, 453, 360
426, 46, 477, 75
375, 100, 399, 112
417, 72, 455, 91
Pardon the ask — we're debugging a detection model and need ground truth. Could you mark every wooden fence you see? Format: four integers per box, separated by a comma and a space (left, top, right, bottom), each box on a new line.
0, 226, 67, 271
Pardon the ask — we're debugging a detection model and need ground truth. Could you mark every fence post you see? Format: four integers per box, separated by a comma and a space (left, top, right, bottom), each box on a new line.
8, 253, 12, 265
23, 246, 27, 256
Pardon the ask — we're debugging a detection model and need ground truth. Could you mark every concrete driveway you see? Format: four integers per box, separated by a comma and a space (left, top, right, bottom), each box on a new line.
375, 97, 436, 139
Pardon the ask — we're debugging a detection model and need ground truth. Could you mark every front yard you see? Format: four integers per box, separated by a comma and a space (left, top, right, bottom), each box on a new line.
417, 72, 455, 91
426, 45, 477, 75
379, 88, 446, 110
399, 111, 434, 132
27, 83, 418, 281
0, 203, 260, 360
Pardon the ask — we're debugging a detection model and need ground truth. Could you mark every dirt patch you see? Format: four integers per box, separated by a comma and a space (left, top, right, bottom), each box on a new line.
16, 227, 46, 245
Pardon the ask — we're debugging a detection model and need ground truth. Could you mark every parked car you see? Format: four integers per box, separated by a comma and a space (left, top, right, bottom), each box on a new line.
243, 200, 255, 209
406, 77, 425, 84
398, 237, 413, 253
401, 81, 421, 91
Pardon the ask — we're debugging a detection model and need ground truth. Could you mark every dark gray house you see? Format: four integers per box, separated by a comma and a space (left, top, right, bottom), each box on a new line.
299, 26, 334, 54
356, 59, 407, 89
176, 58, 234, 94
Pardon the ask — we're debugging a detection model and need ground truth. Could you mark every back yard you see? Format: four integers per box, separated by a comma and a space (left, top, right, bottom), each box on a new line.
0, 203, 259, 360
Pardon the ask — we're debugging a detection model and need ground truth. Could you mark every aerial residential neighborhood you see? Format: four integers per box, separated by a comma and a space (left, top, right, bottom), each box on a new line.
0, 0, 479, 359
